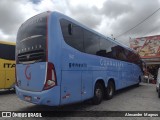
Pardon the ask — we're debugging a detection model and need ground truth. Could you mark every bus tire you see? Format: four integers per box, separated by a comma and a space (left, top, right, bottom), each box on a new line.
105, 81, 115, 100
136, 76, 141, 87
92, 82, 104, 105
158, 90, 160, 98
158, 84, 160, 98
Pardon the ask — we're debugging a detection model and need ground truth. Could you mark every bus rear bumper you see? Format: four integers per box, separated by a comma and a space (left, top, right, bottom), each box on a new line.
15, 86, 60, 106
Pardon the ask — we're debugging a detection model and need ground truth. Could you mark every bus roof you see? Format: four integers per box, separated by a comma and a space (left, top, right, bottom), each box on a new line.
0, 41, 15, 45
21, 11, 137, 55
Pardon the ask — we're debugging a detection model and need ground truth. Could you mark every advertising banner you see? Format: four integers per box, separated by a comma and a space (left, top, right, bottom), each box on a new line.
130, 35, 160, 58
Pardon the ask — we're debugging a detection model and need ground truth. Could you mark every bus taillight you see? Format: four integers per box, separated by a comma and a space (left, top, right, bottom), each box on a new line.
43, 62, 57, 90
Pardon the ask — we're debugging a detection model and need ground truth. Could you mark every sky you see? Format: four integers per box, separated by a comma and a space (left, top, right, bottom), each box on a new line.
0, 0, 160, 46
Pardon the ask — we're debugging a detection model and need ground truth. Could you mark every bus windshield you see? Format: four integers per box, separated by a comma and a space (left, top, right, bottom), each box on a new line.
16, 12, 48, 64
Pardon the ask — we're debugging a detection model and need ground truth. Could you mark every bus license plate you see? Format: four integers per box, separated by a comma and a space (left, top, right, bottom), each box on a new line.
24, 96, 32, 101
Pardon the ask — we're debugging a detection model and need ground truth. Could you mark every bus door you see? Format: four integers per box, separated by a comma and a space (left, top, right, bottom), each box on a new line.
121, 63, 131, 87
132, 65, 140, 84
126, 63, 133, 86
0, 71, 5, 88
81, 71, 93, 100
61, 71, 81, 105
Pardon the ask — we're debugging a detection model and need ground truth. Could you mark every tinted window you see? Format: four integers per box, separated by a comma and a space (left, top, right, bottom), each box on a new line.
110, 44, 141, 65
84, 30, 100, 55
60, 19, 141, 66
16, 12, 48, 63
60, 19, 84, 52
97, 38, 113, 58
126, 50, 140, 63
111, 45, 127, 61
0, 44, 15, 60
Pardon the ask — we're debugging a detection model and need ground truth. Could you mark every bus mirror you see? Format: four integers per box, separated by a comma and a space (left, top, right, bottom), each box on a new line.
68, 23, 73, 35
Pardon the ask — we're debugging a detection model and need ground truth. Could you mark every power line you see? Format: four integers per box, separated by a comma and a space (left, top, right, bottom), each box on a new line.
141, 27, 158, 37
115, 7, 160, 39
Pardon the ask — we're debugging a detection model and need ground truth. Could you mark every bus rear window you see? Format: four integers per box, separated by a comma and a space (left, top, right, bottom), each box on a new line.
16, 12, 48, 64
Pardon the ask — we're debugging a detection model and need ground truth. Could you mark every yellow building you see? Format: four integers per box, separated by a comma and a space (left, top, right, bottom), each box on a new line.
0, 41, 15, 89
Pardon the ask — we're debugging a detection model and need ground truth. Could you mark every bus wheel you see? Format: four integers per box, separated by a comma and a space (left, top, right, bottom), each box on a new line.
105, 81, 114, 100
158, 89, 160, 98
136, 76, 141, 87
92, 82, 104, 105
158, 84, 160, 98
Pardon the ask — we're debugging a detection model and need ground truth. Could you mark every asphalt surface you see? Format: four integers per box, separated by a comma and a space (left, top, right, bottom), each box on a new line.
0, 83, 160, 120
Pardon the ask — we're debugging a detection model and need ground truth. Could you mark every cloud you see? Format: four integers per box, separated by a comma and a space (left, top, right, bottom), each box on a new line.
0, 0, 64, 42
95, 0, 160, 45
0, 0, 24, 34
66, 2, 102, 29
109, 0, 160, 38
100, 0, 133, 19
30, 0, 41, 4
0, 0, 37, 42
0, 0, 160, 46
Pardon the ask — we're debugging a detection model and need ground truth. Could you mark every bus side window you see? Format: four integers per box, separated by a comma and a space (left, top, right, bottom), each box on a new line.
60, 19, 84, 52
99, 38, 112, 58
96, 50, 107, 57
0, 44, 15, 60
84, 30, 100, 55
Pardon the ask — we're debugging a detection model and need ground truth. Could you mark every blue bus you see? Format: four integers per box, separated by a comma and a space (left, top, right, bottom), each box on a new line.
15, 11, 143, 106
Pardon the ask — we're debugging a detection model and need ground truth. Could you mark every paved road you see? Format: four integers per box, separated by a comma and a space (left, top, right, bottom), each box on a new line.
0, 83, 160, 120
